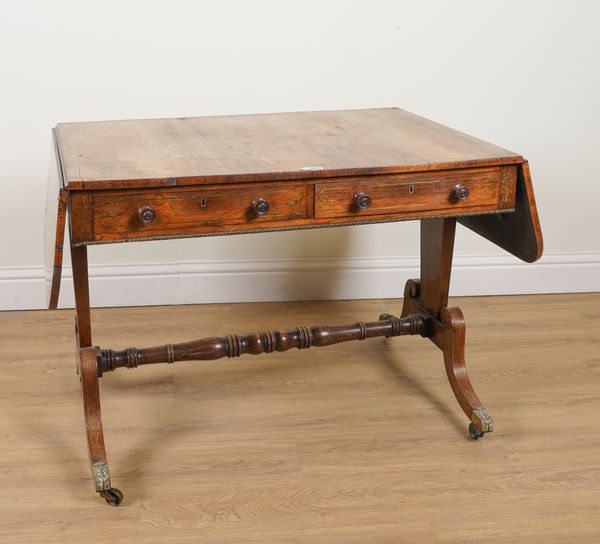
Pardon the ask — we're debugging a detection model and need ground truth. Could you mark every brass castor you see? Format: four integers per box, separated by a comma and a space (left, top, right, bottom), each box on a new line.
469, 422, 485, 439
100, 488, 124, 506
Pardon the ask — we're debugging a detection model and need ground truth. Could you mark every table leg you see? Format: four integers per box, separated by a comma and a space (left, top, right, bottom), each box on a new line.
401, 218, 494, 438
78, 347, 123, 506
70, 244, 92, 348
71, 245, 122, 503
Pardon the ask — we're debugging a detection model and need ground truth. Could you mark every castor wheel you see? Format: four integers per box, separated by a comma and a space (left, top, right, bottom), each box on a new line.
100, 488, 124, 506
469, 422, 485, 439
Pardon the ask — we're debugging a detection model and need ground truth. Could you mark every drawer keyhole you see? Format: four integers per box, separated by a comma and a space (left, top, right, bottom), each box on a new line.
200, 198, 207, 208
408, 185, 415, 194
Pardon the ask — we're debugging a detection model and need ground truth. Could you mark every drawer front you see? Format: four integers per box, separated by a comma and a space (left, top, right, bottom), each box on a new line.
315, 167, 514, 219
93, 183, 308, 240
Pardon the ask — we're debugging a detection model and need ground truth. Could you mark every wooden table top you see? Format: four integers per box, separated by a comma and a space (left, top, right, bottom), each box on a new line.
55, 108, 522, 191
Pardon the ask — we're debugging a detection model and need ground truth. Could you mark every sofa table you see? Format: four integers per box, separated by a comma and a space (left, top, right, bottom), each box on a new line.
45, 107, 542, 506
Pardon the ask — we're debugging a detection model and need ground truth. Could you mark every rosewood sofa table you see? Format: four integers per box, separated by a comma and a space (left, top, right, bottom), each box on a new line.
45, 108, 542, 506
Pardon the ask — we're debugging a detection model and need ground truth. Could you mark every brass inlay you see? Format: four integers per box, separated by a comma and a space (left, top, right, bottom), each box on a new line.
499, 168, 515, 208
318, 192, 337, 208
286, 191, 305, 210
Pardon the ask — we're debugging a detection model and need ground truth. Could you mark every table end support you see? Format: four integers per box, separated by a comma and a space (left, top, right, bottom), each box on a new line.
78, 347, 123, 506
400, 278, 494, 438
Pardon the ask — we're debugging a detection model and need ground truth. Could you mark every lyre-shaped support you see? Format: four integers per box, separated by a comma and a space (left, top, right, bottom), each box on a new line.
400, 216, 495, 439
402, 284, 494, 438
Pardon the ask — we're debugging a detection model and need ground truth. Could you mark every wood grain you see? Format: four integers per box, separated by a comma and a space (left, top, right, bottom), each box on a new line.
419, 218, 456, 317
458, 161, 543, 262
46, 191, 67, 310
44, 130, 67, 309
65, 167, 517, 245
55, 108, 522, 190
70, 244, 92, 347
95, 313, 425, 372
92, 182, 309, 241
314, 167, 510, 219
1, 294, 599, 542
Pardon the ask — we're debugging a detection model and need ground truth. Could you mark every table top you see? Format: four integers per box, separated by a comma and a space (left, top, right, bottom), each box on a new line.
55, 108, 523, 191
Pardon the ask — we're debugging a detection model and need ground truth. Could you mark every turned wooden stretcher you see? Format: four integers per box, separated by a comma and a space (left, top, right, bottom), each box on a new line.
45, 108, 542, 505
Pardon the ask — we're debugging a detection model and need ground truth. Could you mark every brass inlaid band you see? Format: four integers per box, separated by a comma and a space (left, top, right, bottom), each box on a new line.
297, 326, 313, 349
356, 321, 367, 340
262, 330, 275, 353
166, 343, 175, 364
226, 335, 242, 358
126, 347, 139, 368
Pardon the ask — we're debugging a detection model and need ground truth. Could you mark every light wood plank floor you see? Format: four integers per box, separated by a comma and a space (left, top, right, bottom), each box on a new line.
1, 293, 599, 543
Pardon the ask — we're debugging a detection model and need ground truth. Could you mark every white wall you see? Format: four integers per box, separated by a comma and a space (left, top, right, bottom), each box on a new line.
1, 0, 599, 309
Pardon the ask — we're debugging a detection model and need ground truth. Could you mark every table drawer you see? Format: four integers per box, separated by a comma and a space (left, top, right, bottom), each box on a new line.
315, 167, 515, 219
93, 183, 309, 240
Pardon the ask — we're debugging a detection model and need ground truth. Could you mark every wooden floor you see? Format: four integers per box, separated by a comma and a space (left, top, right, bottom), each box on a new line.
1, 293, 599, 543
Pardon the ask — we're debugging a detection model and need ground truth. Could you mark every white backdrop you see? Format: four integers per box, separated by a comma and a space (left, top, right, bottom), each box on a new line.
0, 1, 599, 309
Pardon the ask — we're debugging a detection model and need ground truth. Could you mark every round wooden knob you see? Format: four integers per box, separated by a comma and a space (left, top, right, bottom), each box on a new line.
451, 184, 470, 201
353, 192, 372, 210
137, 205, 156, 224
252, 198, 269, 216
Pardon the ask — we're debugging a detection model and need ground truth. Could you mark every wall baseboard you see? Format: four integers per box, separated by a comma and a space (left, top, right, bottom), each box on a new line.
1, 253, 598, 311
